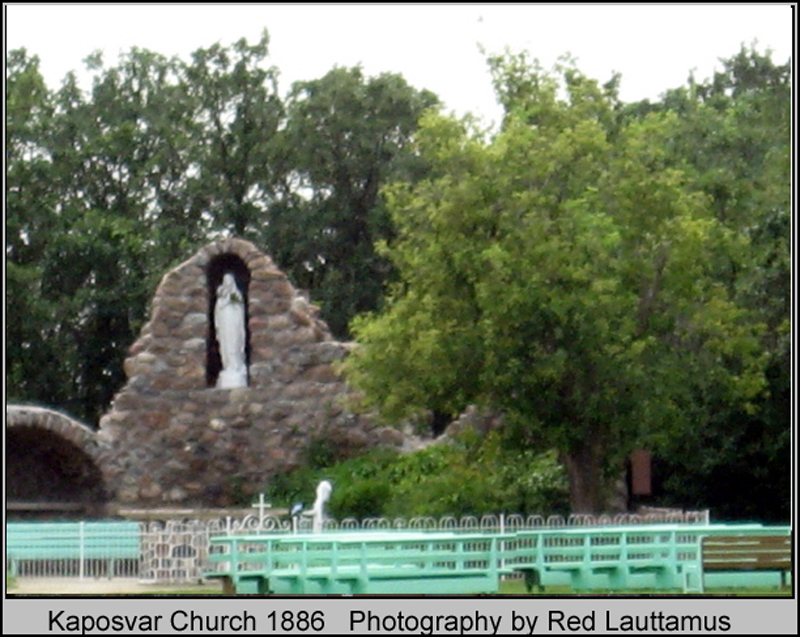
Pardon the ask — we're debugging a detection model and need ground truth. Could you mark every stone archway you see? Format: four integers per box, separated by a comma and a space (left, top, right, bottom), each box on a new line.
6, 405, 111, 518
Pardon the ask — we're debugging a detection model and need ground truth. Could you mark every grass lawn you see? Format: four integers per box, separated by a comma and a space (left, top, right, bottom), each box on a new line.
7, 574, 789, 597
498, 577, 791, 596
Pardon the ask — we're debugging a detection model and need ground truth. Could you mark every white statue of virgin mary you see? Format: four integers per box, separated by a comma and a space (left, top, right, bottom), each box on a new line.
215, 273, 247, 388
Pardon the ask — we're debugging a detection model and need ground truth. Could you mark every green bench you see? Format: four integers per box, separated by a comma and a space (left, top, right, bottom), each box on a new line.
207, 531, 507, 595
6, 521, 141, 578
503, 524, 789, 592
206, 523, 791, 595
504, 526, 690, 591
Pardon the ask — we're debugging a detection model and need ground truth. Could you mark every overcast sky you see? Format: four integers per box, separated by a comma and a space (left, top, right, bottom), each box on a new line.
6, 4, 794, 129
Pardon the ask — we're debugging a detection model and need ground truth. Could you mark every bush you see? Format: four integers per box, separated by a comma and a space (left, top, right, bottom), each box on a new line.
265, 465, 318, 509
269, 430, 569, 520
384, 430, 570, 518
264, 430, 570, 520
328, 480, 393, 520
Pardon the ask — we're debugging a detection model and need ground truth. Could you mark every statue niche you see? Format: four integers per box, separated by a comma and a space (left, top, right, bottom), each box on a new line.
207, 254, 251, 388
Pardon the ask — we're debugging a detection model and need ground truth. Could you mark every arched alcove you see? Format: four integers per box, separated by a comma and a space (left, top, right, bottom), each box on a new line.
6, 425, 107, 510
206, 253, 251, 387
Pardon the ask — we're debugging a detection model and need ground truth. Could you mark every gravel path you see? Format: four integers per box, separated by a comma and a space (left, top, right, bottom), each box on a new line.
8, 577, 222, 595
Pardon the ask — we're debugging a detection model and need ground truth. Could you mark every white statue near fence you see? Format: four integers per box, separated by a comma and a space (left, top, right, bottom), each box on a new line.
311, 480, 332, 533
214, 273, 247, 388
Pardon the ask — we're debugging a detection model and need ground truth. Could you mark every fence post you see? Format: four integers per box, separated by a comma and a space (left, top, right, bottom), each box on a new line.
79, 521, 85, 581
499, 513, 506, 577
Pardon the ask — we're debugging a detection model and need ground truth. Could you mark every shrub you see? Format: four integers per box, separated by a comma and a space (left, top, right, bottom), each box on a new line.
265, 430, 569, 520
328, 480, 393, 520
265, 465, 318, 509
385, 431, 570, 518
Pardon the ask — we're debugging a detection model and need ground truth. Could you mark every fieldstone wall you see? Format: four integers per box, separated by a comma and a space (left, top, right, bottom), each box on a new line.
99, 238, 392, 507
440, 406, 503, 440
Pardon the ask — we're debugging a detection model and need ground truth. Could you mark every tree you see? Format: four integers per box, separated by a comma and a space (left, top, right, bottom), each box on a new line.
6, 50, 75, 412
635, 46, 792, 521
8, 44, 209, 421
6, 36, 439, 424
344, 54, 767, 513
269, 67, 439, 337
184, 30, 285, 238
7, 49, 57, 266
8, 53, 164, 421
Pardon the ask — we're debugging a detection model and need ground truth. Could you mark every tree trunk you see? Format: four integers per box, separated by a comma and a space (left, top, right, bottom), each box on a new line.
560, 437, 608, 514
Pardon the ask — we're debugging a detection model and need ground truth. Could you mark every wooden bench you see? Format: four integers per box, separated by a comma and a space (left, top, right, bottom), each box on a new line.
684, 534, 792, 593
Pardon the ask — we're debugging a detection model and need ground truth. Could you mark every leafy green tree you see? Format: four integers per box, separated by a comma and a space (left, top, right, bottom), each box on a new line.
636, 46, 792, 521
6, 36, 439, 424
345, 54, 767, 513
7, 50, 74, 411
8, 45, 204, 422
8, 46, 206, 422
270, 67, 439, 337
184, 30, 285, 238
7, 49, 57, 266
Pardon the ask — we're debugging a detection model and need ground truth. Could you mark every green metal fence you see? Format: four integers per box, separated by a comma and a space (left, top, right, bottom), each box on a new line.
206, 523, 792, 594
7, 516, 789, 592
7, 521, 141, 578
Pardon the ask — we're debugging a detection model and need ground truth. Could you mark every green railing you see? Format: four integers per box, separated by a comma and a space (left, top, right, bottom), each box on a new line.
504, 523, 790, 591
207, 524, 791, 594
7, 519, 789, 591
207, 531, 509, 594
6, 521, 141, 578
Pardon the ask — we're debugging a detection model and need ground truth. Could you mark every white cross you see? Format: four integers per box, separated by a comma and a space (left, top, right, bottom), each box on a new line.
251, 493, 272, 522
